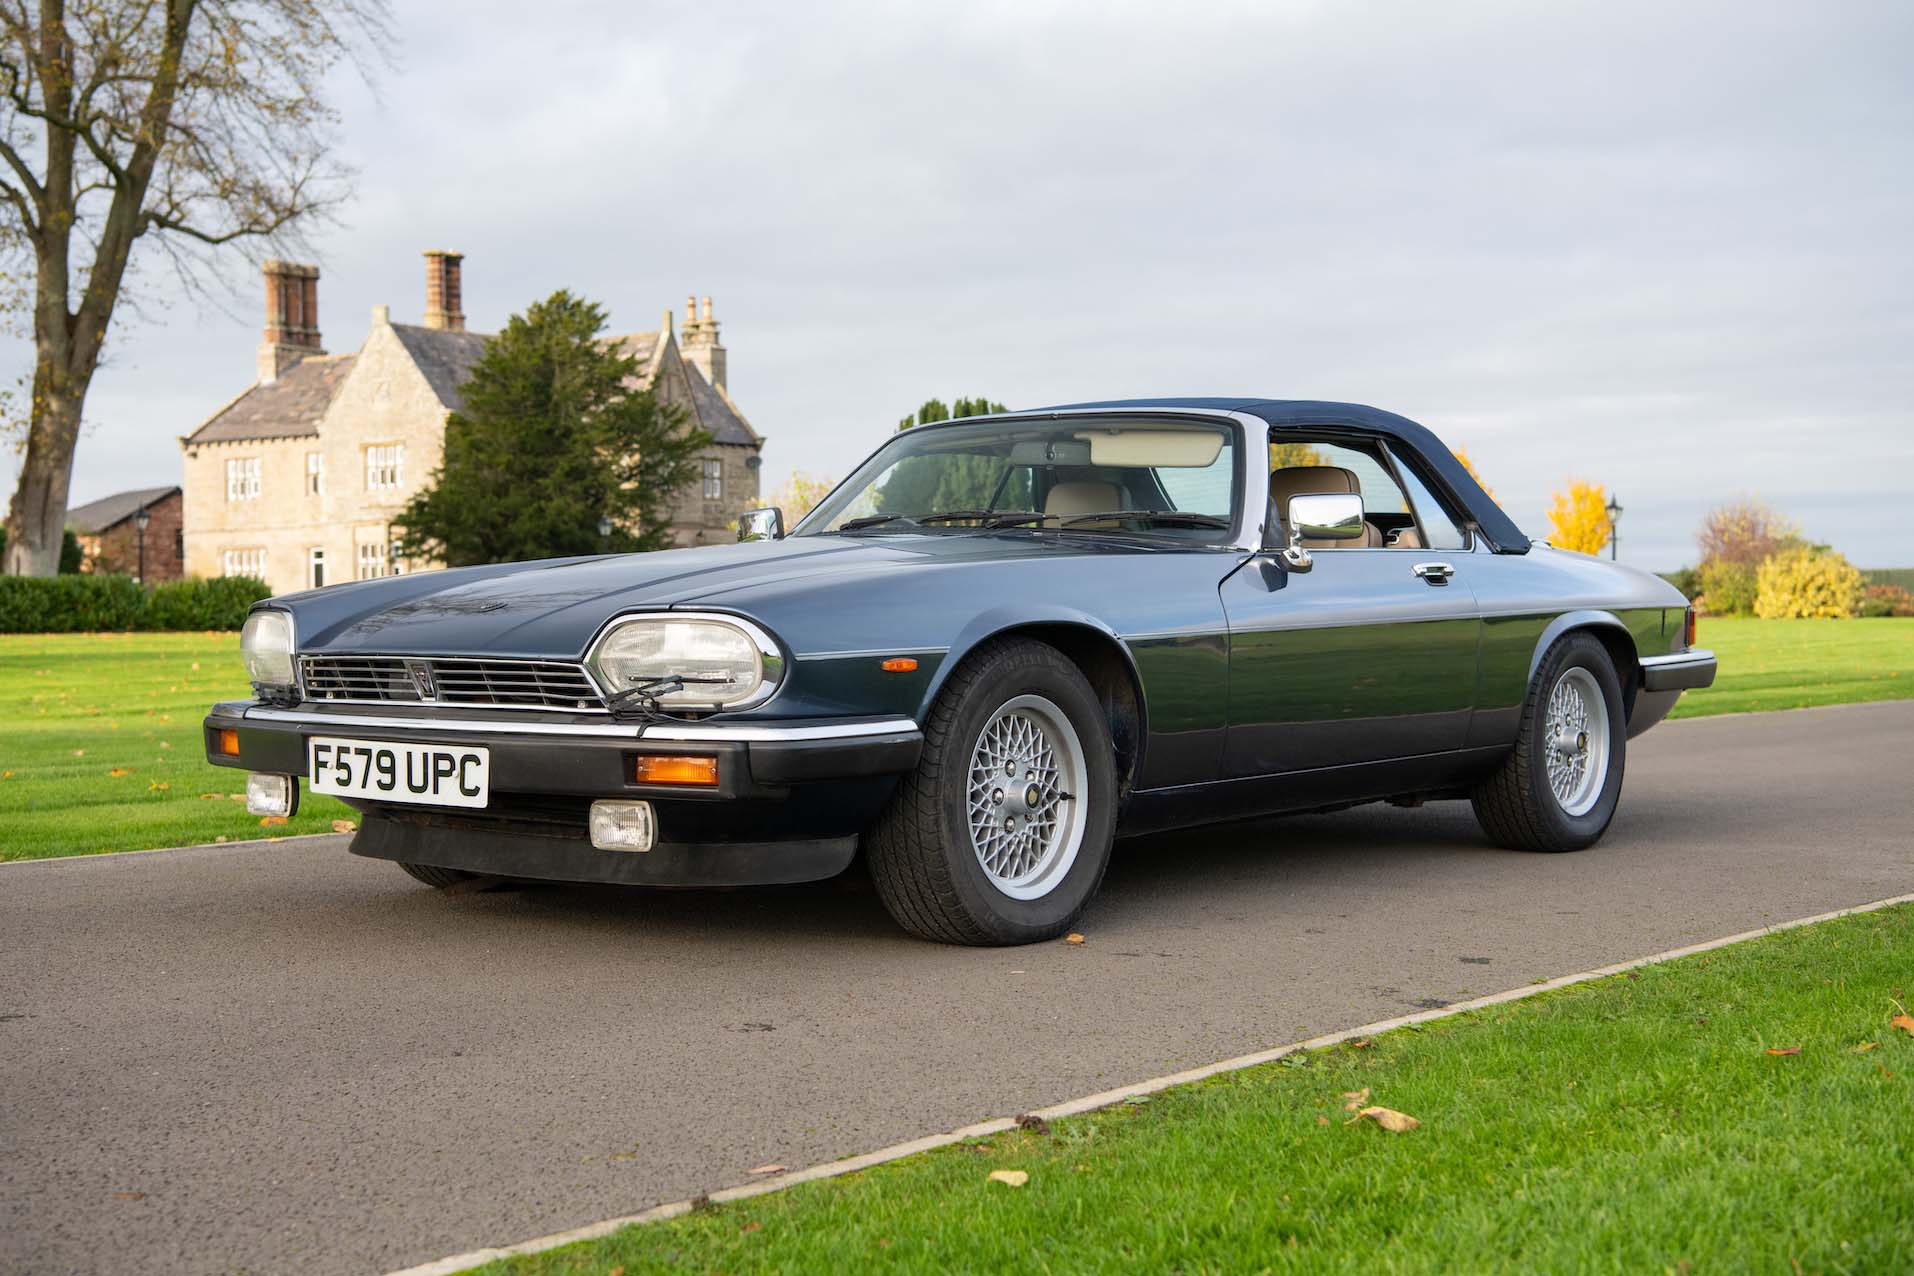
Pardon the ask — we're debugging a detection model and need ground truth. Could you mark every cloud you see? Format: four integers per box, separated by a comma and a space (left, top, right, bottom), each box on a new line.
21, 0, 1914, 567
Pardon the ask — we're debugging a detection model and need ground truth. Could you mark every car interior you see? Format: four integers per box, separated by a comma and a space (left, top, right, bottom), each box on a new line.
1268, 438, 1469, 552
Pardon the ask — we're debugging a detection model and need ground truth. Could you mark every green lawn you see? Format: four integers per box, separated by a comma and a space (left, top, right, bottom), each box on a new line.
476, 903, 1914, 1275
0, 632, 355, 861
1, 618, 1909, 862
1670, 616, 1914, 718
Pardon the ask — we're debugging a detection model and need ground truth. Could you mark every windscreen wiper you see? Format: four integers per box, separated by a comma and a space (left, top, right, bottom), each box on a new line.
1052, 509, 1230, 529
836, 513, 916, 531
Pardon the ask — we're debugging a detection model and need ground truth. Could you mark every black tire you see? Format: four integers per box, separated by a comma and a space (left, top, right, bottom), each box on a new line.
867, 638, 1118, 945
1471, 632, 1627, 852
396, 861, 478, 889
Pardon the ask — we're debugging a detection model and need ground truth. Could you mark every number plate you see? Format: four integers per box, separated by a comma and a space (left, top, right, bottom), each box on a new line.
308, 737, 490, 809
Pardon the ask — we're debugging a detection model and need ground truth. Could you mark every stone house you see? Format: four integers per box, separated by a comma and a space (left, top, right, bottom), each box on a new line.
66, 485, 184, 583
179, 253, 763, 596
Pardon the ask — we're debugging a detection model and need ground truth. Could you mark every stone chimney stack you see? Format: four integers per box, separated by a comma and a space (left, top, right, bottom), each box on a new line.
422, 250, 465, 331
679, 292, 727, 391
257, 260, 322, 383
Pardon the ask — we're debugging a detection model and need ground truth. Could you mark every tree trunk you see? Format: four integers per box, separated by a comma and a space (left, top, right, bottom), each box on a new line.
3, 353, 84, 578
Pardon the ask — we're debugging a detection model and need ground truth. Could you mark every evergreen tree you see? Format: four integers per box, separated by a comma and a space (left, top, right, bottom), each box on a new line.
881, 396, 1013, 514
399, 291, 710, 565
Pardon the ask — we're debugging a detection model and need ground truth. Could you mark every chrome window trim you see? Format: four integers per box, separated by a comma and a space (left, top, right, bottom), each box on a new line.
239, 704, 916, 743
582, 610, 787, 711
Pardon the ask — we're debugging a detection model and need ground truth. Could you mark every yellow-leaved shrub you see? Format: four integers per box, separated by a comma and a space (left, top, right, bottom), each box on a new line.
1754, 547, 1863, 619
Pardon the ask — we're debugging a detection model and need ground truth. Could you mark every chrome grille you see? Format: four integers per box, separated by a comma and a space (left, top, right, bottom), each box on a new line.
300, 655, 606, 712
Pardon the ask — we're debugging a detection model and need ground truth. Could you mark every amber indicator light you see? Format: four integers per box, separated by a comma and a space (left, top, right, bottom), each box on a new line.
881, 657, 918, 673
1685, 607, 1697, 648
217, 728, 240, 756
633, 754, 720, 786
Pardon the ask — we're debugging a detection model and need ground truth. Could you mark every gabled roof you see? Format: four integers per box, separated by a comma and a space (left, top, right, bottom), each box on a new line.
184, 354, 356, 445
390, 323, 492, 412
683, 362, 760, 447
66, 485, 179, 534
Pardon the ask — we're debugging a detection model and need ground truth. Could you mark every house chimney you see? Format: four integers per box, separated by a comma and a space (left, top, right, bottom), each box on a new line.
680, 293, 727, 391
257, 260, 322, 383
423, 250, 465, 331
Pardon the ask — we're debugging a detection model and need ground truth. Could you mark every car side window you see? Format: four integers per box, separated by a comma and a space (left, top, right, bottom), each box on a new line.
1387, 445, 1468, 550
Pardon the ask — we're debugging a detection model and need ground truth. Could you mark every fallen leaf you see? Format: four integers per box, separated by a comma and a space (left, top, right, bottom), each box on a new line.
215, 836, 229, 843
158, 741, 171, 749
1766, 1046, 1802, 1056
259, 816, 288, 826
0, 770, 11, 778
1064, 933, 1085, 946
987, 1169, 1029, 1187
113, 1191, 146, 1201
1878, 1062, 1894, 1079
72, 749, 85, 757
199, 793, 222, 800
331, 819, 358, 834
1853, 1042, 1879, 1052
190, 661, 199, 670
1890, 1013, 1914, 1038
746, 1164, 786, 1175
108, 767, 131, 777
1341, 1087, 1371, 1111
1349, 1038, 1374, 1049
147, 781, 169, 792
1351, 1106, 1419, 1133
1015, 1113, 1050, 1135
1316, 1114, 1330, 1126
228, 793, 246, 801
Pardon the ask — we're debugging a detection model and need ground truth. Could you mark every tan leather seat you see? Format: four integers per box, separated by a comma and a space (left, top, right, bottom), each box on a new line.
1268, 466, 1383, 548
1389, 526, 1423, 549
1045, 480, 1123, 529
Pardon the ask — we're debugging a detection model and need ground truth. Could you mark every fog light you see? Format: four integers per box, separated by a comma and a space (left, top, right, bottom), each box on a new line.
590, 800, 656, 852
245, 772, 297, 818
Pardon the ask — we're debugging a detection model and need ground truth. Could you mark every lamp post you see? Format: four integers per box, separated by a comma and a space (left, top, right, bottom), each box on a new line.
134, 503, 151, 584
1605, 493, 1622, 561
598, 514, 613, 551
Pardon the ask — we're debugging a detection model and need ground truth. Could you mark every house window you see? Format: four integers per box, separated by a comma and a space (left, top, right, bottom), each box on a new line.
306, 451, 325, 496
173, 528, 184, 561
308, 547, 326, 589
356, 541, 388, 580
221, 547, 265, 578
225, 457, 261, 502
702, 458, 723, 500
365, 444, 404, 491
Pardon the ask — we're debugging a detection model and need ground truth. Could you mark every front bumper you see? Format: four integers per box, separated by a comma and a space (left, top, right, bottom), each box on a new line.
201, 701, 922, 884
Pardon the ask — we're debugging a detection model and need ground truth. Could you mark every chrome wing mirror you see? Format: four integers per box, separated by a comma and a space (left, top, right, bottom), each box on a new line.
1274, 491, 1365, 570
737, 507, 784, 542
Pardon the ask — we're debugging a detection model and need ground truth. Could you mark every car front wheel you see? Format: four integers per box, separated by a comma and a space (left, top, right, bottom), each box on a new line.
1470, 632, 1626, 852
867, 637, 1117, 945
396, 861, 478, 888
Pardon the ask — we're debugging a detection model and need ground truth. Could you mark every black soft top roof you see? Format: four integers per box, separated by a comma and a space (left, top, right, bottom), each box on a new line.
1032, 397, 1529, 554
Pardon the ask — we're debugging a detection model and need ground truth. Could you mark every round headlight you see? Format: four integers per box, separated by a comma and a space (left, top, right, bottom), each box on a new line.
589, 615, 782, 710
240, 610, 295, 689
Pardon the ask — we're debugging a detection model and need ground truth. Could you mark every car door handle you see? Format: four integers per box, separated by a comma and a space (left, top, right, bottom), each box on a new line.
1412, 561, 1455, 582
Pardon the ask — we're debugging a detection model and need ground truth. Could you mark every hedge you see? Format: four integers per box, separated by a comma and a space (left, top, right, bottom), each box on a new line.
0, 573, 271, 633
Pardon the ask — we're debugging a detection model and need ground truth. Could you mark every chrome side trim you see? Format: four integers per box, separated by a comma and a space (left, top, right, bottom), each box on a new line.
238, 704, 919, 743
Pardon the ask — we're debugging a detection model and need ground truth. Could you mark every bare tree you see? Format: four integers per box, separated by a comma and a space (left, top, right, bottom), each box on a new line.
1, 0, 390, 576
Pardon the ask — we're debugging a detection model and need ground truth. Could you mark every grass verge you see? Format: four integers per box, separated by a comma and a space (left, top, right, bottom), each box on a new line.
0, 631, 355, 861
474, 903, 1914, 1275
1671, 616, 1914, 718
1, 618, 1909, 861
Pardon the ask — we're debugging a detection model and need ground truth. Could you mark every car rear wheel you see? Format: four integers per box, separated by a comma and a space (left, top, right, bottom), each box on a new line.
1470, 632, 1626, 852
867, 637, 1117, 945
396, 861, 478, 888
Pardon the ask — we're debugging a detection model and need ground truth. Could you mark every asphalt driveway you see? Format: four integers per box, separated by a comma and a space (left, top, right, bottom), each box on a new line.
3, 702, 1911, 1275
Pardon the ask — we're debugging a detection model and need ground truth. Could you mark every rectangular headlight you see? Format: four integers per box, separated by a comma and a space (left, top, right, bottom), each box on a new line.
240, 610, 295, 688
588, 614, 783, 710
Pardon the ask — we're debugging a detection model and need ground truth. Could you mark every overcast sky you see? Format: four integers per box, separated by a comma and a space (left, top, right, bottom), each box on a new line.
22, 0, 1914, 568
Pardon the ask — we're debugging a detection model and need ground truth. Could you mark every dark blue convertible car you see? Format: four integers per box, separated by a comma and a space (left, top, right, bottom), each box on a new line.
204, 399, 1715, 945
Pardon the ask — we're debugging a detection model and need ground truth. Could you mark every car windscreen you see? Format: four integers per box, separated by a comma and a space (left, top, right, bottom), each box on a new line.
795, 418, 1240, 541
